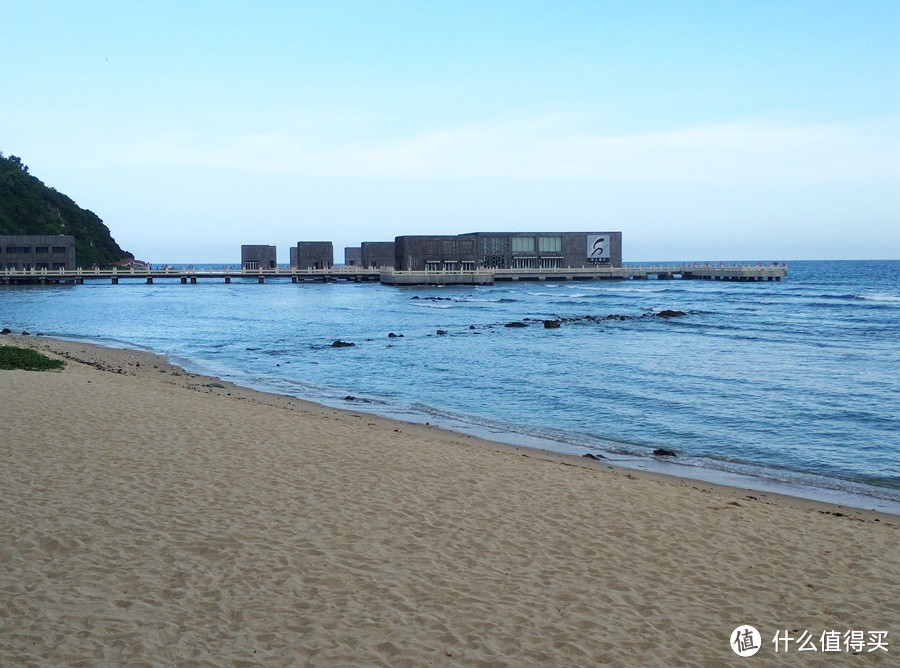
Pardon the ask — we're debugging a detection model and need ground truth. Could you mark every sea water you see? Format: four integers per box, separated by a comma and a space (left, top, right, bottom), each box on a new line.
2, 260, 898, 512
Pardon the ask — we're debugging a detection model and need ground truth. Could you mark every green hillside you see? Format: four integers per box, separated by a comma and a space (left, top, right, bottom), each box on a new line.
0, 153, 131, 267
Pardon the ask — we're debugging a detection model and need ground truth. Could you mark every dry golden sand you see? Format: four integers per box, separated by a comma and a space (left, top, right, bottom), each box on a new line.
1, 336, 897, 666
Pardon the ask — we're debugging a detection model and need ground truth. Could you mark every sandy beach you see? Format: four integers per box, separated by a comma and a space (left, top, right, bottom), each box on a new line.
1, 336, 897, 666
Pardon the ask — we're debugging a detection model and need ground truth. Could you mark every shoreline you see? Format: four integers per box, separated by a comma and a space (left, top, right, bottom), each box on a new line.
17, 333, 900, 516
2, 335, 898, 664
6, 334, 898, 522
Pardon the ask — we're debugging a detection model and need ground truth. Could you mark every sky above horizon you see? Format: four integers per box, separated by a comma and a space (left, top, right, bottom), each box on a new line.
2, 1, 898, 262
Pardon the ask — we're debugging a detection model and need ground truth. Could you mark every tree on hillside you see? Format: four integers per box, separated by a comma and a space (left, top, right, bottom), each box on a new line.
6, 155, 29, 173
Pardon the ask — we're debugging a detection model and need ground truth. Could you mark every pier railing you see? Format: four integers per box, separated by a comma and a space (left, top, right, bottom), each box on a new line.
0, 266, 384, 284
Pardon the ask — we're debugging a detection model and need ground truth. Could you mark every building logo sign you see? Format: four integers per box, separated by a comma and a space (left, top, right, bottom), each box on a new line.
587, 235, 609, 260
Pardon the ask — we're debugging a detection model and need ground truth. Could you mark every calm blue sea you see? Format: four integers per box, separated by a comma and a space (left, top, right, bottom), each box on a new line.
3, 260, 899, 512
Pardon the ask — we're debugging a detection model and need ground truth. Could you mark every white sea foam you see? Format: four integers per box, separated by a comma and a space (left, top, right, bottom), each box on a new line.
857, 293, 900, 303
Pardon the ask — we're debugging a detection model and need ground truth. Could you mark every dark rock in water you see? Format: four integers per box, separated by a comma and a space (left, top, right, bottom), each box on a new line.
505, 321, 527, 328
653, 448, 677, 456
388, 332, 404, 338
331, 340, 356, 347
656, 310, 686, 318
582, 452, 605, 460
21, 331, 30, 336
469, 325, 476, 329
1, 328, 10, 335
436, 329, 447, 335
411, 296, 420, 299
543, 320, 561, 329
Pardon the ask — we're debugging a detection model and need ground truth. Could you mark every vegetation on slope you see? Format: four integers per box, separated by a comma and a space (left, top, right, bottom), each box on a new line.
0, 153, 132, 267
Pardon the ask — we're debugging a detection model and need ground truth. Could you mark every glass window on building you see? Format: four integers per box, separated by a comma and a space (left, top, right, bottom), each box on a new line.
425, 261, 441, 272
511, 236, 534, 253
540, 257, 562, 269
539, 236, 562, 252
461, 261, 475, 271
36, 246, 49, 253
53, 246, 67, 253
513, 257, 538, 269
482, 236, 509, 254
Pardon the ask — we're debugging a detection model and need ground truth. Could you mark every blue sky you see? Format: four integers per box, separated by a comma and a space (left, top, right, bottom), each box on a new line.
2, 1, 897, 262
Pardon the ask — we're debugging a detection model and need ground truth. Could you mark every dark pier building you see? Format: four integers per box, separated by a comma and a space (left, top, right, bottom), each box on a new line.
291, 242, 334, 270
361, 242, 396, 269
343, 247, 362, 266
394, 232, 622, 271
241, 245, 277, 270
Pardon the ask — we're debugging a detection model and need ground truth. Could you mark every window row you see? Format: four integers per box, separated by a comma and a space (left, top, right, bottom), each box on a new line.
3, 246, 68, 254
511, 236, 563, 253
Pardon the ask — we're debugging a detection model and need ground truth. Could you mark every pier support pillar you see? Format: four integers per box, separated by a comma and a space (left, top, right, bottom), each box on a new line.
225, 276, 231, 283
111, 277, 118, 284
146, 277, 153, 284
258, 275, 265, 284
190, 276, 197, 284
181, 277, 187, 284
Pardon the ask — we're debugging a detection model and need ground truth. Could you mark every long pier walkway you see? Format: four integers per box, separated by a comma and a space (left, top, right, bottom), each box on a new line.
1, 266, 383, 285
2, 263, 786, 286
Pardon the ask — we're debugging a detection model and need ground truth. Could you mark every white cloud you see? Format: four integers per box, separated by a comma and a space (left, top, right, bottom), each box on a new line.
115, 114, 899, 187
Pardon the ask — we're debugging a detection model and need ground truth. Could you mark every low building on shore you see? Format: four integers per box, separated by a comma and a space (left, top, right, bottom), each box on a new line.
241, 245, 277, 270
0, 235, 76, 270
393, 232, 622, 271
115, 258, 150, 270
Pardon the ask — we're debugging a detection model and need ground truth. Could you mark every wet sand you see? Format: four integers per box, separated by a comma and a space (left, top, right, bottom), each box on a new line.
1, 336, 897, 665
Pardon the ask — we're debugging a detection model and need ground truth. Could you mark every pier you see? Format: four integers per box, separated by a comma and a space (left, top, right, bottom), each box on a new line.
2, 263, 786, 286
380, 264, 786, 285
